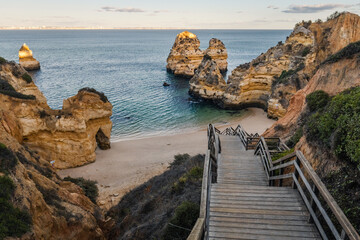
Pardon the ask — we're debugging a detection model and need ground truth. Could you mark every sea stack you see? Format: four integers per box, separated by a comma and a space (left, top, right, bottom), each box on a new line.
19, 43, 40, 71
189, 54, 226, 100
166, 31, 228, 78
166, 31, 204, 78
204, 38, 228, 73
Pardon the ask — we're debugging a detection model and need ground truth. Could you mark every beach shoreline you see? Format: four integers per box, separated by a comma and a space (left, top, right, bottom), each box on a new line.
58, 108, 275, 210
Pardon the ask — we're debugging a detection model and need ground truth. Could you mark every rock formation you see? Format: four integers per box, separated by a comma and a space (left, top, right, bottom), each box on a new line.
19, 43, 40, 71
189, 12, 360, 119
0, 60, 112, 169
0, 129, 109, 239
166, 31, 228, 78
189, 54, 226, 100
204, 38, 228, 72
264, 42, 360, 140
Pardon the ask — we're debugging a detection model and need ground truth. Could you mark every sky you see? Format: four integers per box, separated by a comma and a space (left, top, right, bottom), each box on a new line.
0, 0, 359, 29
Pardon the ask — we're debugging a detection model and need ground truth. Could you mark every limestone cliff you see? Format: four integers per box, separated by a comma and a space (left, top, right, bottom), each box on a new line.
0, 119, 109, 239
0, 60, 112, 169
190, 12, 360, 119
264, 43, 360, 140
19, 43, 40, 71
189, 54, 226, 100
166, 31, 228, 78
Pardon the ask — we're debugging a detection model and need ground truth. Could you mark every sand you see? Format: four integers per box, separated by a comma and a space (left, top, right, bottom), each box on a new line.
58, 108, 275, 210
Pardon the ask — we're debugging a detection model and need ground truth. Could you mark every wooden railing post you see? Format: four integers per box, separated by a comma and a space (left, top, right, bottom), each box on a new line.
292, 157, 300, 189
308, 183, 318, 223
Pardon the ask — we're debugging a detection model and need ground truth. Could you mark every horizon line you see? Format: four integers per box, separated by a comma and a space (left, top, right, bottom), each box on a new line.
0, 27, 292, 31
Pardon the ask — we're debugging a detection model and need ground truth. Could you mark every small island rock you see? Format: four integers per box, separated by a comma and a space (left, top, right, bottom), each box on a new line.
19, 43, 40, 71
166, 31, 228, 78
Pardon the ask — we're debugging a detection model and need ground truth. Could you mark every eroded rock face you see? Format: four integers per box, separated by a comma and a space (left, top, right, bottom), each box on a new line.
189, 54, 226, 100
189, 13, 360, 119
19, 43, 40, 71
166, 31, 228, 78
264, 49, 360, 140
204, 38, 228, 72
0, 122, 109, 239
0, 61, 112, 169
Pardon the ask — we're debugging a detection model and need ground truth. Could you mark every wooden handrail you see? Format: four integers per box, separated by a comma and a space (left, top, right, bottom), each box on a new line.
190, 123, 359, 240
254, 136, 359, 240
188, 124, 220, 240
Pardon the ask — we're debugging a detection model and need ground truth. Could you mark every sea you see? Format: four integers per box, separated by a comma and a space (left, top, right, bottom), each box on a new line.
0, 30, 290, 141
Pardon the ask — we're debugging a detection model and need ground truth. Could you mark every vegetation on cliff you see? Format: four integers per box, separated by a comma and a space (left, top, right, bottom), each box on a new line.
0, 144, 32, 240
0, 78, 35, 100
64, 176, 99, 203
304, 87, 360, 232
107, 154, 203, 240
305, 88, 360, 166
323, 41, 360, 65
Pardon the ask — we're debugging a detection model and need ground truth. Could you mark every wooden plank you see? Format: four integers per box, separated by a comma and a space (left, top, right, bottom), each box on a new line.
210, 198, 303, 206
209, 211, 310, 221
211, 192, 296, 198
209, 226, 319, 238
210, 203, 306, 211
210, 216, 313, 226
208, 232, 319, 240
269, 173, 293, 180
209, 221, 317, 232
210, 195, 302, 203
210, 207, 309, 216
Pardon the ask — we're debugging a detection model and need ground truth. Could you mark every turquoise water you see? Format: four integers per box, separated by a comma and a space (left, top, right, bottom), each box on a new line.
0, 30, 290, 140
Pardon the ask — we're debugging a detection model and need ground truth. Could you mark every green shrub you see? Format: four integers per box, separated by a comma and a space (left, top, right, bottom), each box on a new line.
323, 41, 360, 64
0, 144, 18, 174
0, 57, 6, 64
64, 177, 98, 203
271, 148, 295, 161
0, 79, 35, 100
21, 73, 33, 83
286, 128, 303, 148
306, 90, 330, 112
273, 63, 305, 86
301, 47, 311, 57
162, 201, 199, 240
78, 87, 108, 103
0, 176, 32, 239
188, 167, 203, 179
305, 87, 360, 167
327, 11, 344, 21
170, 154, 190, 167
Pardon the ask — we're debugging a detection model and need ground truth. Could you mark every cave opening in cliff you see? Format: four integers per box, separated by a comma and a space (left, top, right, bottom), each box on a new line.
95, 128, 110, 150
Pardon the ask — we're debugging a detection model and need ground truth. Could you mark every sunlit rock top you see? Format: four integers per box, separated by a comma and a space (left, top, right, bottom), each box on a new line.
18, 43, 40, 71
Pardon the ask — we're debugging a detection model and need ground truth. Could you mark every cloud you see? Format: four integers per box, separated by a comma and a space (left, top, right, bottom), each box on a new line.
283, 4, 351, 13
267, 5, 279, 10
153, 10, 169, 14
100, 7, 145, 13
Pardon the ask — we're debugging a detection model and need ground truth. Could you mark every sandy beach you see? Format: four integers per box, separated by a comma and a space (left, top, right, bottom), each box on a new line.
58, 108, 275, 209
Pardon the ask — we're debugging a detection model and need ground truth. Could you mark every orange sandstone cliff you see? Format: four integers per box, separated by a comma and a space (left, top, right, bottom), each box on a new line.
0, 60, 112, 169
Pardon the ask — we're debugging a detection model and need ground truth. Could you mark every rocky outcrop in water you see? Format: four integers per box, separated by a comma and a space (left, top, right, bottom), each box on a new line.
189, 12, 360, 119
166, 31, 228, 78
0, 60, 112, 169
189, 54, 226, 100
204, 38, 228, 73
19, 43, 40, 71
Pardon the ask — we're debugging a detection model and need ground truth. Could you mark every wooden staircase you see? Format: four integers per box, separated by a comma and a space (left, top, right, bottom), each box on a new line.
208, 135, 320, 239
187, 125, 360, 240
